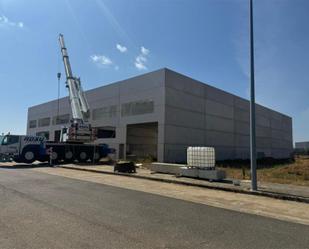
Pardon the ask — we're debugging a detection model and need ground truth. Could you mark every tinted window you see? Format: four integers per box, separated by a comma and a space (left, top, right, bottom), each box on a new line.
2, 135, 19, 145
29, 120, 37, 128
121, 100, 154, 117
97, 127, 116, 138
38, 117, 50, 127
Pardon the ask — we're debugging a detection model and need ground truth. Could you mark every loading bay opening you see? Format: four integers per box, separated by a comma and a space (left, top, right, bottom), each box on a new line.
126, 122, 158, 161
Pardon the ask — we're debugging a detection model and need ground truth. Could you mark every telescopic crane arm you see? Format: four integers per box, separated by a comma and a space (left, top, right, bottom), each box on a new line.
59, 34, 90, 124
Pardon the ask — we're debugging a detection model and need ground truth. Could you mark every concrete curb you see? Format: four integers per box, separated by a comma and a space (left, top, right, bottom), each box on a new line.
60, 165, 309, 204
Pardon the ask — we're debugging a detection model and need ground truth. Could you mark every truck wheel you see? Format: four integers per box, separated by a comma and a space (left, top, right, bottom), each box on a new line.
78, 151, 89, 163
64, 151, 74, 163
91, 152, 100, 163
22, 150, 36, 164
50, 151, 60, 164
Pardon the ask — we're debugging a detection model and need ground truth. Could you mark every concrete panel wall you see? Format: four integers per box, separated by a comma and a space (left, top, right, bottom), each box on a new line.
164, 69, 293, 162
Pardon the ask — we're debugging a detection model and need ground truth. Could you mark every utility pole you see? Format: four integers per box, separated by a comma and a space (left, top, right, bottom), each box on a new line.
250, 0, 257, 191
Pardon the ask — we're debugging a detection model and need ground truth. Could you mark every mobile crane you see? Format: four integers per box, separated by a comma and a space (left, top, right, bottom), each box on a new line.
58, 33, 96, 143
0, 34, 114, 164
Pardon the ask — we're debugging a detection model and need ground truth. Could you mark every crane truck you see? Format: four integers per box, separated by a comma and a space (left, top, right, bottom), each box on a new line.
0, 34, 114, 164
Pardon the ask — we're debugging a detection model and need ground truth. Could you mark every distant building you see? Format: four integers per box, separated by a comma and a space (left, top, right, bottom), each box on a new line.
27, 68, 293, 162
295, 142, 309, 151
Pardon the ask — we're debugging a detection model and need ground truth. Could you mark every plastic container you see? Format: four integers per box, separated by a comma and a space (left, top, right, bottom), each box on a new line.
187, 147, 215, 168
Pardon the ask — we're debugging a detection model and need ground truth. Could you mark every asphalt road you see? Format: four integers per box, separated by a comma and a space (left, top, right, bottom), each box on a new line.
0, 167, 308, 249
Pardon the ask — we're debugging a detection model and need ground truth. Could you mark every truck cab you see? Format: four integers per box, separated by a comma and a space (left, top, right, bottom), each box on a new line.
0, 135, 20, 159
0, 135, 46, 163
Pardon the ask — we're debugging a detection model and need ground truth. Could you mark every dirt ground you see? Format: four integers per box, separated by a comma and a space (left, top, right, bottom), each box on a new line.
218, 156, 309, 186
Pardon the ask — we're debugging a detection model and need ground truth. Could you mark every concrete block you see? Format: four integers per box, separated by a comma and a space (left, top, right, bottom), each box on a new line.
183, 79, 206, 98
235, 135, 250, 147
283, 132, 293, 142
271, 118, 282, 130
180, 167, 199, 177
198, 169, 226, 180
235, 121, 250, 135
257, 148, 272, 157
271, 139, 282, 149
256, 115, 270, 128
256, 104, 271, 118
205, 100, 234, 119
205, 131, 234, 147
256, 137, 271, 148
157, 143, 164, 162
281, 117, 292, 132
164, 144, 188, 163
256, 126, 271, 138
150, 163, 184, 174
235, 148, 250, 159
271, 111, 283, 121
271, 149, 287, 159
165, 87, 204, 113
119, 69, 165, 95
165, 125, 205, 145
271, 129, 285, 140
281, 140, 293, 149
234, 97, 249, 110
165, 106, 205, 129
214, 147, 235, 160
205, 115, 234, 133
206, 86, 234, 106
234, 108, 249, 122
87, 84, 119, 101
165, 69, 206, 97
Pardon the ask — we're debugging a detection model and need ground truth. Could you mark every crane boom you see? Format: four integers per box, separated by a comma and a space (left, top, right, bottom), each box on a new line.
59, 34, 90, 124
58, 34, 95, 143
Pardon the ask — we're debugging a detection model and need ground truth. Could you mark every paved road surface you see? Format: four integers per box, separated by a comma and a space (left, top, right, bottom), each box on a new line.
0, 167, 308, 249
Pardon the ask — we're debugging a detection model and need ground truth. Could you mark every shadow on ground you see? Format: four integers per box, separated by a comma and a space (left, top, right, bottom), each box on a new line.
0, 163, 51, 169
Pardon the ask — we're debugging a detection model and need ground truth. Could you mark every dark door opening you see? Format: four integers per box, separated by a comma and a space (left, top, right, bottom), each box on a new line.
126, 122, 158, 161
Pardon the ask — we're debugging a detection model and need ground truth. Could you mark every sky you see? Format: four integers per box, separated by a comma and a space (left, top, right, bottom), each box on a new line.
0, 0, 308, 142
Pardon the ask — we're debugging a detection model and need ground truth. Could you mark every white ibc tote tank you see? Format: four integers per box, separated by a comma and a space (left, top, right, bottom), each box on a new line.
187, 147, 215, 168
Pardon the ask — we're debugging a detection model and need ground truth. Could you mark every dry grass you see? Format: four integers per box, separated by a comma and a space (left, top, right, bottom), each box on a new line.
218, 156, 309, 186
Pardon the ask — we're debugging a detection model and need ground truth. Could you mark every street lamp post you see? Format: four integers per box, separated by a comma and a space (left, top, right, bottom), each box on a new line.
250, 0, 257, 191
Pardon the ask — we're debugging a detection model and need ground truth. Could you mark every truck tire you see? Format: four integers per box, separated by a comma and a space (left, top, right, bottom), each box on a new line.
22, 150, 36, 164
64, 151, 74, 163
77, 151, 89, 163
51, 151, 60, 163
91, 152, 100, 163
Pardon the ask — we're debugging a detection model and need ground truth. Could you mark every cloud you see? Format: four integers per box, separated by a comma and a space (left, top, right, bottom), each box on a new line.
90, 54, 120, 70
135, 46, 150, 70
116, 43, 127, 53
90, 54, 113, 66
141, 46, 149, 55
135, 56, 147, 70
0, 15, 24, 28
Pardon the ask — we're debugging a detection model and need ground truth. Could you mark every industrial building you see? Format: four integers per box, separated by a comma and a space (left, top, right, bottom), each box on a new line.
27, 68, 293, 162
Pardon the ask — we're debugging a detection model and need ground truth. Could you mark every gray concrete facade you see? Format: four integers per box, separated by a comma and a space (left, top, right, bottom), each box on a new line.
27, 68, 293, 162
